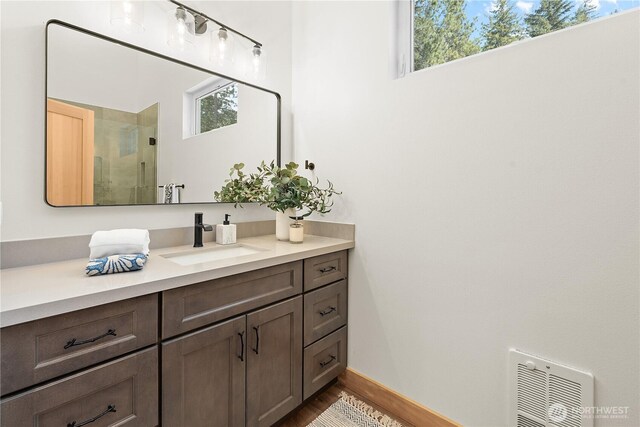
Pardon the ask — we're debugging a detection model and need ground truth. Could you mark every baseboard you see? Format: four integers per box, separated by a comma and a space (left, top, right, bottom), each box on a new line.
339, 368, 461, 427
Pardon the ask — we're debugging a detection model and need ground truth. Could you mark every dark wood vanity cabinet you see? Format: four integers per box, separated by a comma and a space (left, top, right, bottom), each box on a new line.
162, 316, 247, 427
247, 297, 303, 427
0, 250, 349, 427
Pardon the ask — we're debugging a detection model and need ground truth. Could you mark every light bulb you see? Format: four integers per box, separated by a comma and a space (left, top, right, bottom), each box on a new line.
167, 6, 194, 50
175, 7, 187, 45
218, 28, 228, 60
123, 1, 133, 25
252, 45, 262, 73
110, 0, 143, 33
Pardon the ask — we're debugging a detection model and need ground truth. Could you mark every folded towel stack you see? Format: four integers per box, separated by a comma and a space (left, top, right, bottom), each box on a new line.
86, 229, 150, 276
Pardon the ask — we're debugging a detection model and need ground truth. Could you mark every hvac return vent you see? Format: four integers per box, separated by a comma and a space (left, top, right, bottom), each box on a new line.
509, 349, 594, 427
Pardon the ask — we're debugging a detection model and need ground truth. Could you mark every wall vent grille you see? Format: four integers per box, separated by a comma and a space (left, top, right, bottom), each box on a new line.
509, 349, 594, 427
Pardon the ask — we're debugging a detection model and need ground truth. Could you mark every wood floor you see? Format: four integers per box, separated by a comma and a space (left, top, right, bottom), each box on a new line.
276, 380, 416, 427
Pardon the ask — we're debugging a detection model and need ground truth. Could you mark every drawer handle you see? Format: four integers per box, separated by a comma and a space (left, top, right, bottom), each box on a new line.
319, 355, 337, 368
319, 266, 337, 273
238, 331, 245, 362
252, 326, 260, 354
67, 404, 116, 427
319, 306, 337, 316
64, 329, 117, 350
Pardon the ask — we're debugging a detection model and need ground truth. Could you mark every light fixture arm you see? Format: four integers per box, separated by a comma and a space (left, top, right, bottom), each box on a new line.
168, 0, 263, 47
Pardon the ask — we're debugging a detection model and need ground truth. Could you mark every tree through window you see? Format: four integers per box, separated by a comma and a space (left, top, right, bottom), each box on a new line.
197, 83, 238, 134
412, 0, 636, 72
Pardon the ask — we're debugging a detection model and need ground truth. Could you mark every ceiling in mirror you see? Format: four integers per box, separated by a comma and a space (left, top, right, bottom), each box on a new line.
46, 22, 280, 207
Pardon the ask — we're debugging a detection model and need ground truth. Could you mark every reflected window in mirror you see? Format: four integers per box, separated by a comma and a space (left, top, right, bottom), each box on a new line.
195, 82, 238, 134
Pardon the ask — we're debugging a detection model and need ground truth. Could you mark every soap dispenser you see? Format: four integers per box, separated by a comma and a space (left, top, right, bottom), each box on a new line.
216, 214, 236, 245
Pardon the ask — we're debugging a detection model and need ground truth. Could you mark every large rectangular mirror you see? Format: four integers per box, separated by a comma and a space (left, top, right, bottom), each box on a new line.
46, 21, 280, 207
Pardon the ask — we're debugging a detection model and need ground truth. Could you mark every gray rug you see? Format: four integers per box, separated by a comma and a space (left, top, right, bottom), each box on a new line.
307, 392, 405, 427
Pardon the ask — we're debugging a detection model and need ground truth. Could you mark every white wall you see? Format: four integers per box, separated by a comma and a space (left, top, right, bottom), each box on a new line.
292, 3, 639, 426
48, 24, 143, 112
0, 0, 292, 240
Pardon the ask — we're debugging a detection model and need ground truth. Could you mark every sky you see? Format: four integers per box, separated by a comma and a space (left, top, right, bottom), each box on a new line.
464, 0, 640, 37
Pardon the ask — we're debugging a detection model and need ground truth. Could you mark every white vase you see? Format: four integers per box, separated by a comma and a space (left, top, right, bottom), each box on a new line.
275, 208, 295, 241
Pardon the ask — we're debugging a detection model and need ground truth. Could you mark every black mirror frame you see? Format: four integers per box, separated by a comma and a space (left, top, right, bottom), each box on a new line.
45, 19, 281, 208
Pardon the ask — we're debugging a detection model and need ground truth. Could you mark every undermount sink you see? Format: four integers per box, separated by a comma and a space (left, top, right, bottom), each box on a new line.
161, 244, 266, 266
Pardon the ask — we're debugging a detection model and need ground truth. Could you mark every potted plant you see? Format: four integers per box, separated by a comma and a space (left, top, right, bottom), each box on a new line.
214, 161, 340, 240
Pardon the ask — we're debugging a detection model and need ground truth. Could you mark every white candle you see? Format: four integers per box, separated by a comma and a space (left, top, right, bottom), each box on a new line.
289, 224, 304, 243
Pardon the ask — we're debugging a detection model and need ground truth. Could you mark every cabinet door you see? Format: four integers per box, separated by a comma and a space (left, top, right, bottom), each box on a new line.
162, 316, 246, 427
247, 296, 303, 427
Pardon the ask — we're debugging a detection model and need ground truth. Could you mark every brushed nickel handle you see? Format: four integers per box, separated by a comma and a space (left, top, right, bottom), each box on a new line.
67, 404, 116, 427
64, 329, 116, 350
319, 355, 336, 368
319, 266, 337, 273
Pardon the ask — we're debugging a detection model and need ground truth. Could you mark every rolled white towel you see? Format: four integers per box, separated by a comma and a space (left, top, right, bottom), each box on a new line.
89, 229, 150, 259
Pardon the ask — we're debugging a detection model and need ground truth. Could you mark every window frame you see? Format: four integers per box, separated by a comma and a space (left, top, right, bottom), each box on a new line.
194, 81, 237, 135
396, 0, 415, 78
183, 76, 237, 138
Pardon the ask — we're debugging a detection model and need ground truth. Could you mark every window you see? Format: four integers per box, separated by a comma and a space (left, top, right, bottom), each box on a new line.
184, 77, 238, 138
195, 82, 238, 134
398, 0, 638, 74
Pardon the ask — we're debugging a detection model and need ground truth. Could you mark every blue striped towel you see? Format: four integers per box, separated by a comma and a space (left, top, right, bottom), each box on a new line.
86, 254, 148, 276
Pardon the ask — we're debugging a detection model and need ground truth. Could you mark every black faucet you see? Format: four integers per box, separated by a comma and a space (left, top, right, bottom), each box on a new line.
194, 212, 213, 247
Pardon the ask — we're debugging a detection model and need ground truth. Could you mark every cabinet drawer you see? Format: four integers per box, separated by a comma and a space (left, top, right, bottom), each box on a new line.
304, 280, 347, 346
303, 326, 347, 400
163, 261, 302, 338
304, 251, 347, 291
0, 347, 158, 427
1, 294, 158, 396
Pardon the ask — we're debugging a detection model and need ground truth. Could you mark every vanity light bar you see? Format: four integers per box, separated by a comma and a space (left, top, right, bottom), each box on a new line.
168, 0, 263, 48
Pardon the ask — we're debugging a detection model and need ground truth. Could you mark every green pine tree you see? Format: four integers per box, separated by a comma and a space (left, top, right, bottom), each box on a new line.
441, 0, 481, 60
524, 0, 575, 37
481, 0, 524, 51
199, 84, 238, 133
414, 0, 480, 70
414, 0, 446, 69
573, 0, 598, 24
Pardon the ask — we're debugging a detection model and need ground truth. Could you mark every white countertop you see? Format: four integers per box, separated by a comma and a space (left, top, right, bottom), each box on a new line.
0, 234, 354, 327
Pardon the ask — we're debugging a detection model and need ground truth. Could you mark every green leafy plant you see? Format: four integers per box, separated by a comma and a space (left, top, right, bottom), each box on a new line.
213, 163, 265, 207
214, 161, 341, 217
